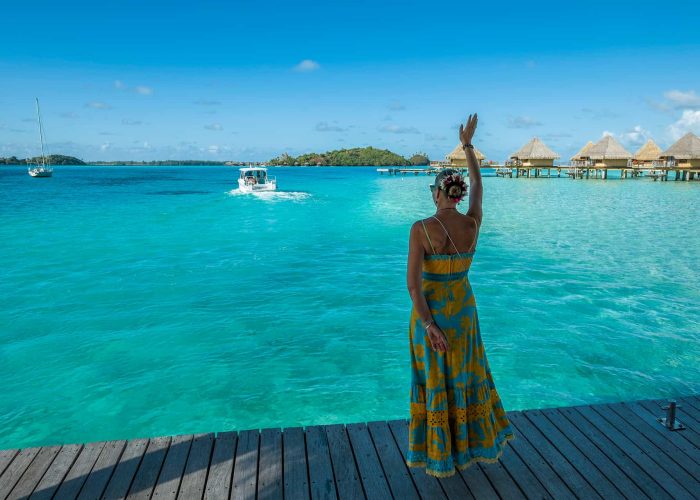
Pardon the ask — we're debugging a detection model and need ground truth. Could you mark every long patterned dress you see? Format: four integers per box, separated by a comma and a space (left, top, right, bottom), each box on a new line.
406, 216, 515, 478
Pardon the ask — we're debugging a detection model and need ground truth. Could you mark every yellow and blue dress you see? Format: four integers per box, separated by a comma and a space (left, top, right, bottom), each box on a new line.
407, 217, 515, 478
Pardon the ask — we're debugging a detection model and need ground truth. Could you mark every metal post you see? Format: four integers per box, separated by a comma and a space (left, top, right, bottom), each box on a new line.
657, 400, 686, 431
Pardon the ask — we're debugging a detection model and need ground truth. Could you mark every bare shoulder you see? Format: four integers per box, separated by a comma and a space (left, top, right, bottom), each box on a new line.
464, 210, 482, 228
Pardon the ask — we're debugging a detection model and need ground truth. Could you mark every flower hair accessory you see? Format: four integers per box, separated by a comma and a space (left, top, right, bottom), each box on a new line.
438, 172, 468, 202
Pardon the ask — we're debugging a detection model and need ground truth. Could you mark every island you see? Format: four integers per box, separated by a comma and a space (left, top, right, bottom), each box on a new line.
269, 147, 429, 166
1, 155, 86, 165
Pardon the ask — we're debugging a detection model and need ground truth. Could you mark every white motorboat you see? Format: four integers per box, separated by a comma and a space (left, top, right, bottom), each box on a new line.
28, 98, 53, 178
238, 166, 276, 192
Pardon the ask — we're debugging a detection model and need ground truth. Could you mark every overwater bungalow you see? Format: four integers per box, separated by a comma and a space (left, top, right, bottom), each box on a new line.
446, 144, 486, 167
586, 136, 632, 179
570, 141, 595, 167
632, 139, 663, 168
505, 137, 559, 177
659, 132, 700, 180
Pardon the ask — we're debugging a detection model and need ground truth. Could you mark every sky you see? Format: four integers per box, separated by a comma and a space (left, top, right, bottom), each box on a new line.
1, 0, 700, 162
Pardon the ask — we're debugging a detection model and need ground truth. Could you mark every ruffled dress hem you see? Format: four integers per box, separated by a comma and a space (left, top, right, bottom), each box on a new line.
405, 432, 516, 478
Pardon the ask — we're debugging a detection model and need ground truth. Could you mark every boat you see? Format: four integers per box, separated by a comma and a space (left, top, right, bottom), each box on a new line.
237, 166, 277, 192
28, 98, 53, 178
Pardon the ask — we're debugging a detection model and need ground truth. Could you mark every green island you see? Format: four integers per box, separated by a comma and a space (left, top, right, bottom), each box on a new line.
1, 147, 430, 167
1, 155, 87, 165
269, 147, 429, 166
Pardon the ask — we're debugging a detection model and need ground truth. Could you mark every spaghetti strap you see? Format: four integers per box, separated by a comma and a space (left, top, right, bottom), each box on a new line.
421, 220, 436, 255
430, 216, 462, 257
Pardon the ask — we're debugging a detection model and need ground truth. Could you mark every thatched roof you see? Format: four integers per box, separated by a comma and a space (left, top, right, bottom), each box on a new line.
587, 135, 632, 160
446, 144, 485, 161
633, 139, 663, 161
660, 132, 700, 159
510, 137, 559, 160
570, 141, 594, 161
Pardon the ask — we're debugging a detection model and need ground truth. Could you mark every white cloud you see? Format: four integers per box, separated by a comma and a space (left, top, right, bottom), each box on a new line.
134, 86, 153, 96
114, 80, 126, 89
208, 145, 220, 154
619, 125, 651, 146
602, 130, 615, 137
204, 123, 223, 131
315, 121, 347, 132
507, 116, 542, 129
293, 59, 320, 72
100, 142, 111, 151
379, 124, 420, 134
668, 110, 700, 140
85, 101, 111, 110
663, 89, 700, 109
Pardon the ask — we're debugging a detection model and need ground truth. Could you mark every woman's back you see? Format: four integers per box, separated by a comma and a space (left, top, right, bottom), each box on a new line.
420, 211, 479, 256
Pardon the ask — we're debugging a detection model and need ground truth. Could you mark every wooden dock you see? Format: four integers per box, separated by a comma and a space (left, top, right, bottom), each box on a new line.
1, 394, 699, 499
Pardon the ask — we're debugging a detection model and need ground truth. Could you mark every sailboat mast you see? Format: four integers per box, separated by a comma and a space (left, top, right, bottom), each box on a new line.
36, 98, 47, 167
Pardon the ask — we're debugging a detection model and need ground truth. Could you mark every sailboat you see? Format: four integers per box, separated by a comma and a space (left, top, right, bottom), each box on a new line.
28, 98, 53, 178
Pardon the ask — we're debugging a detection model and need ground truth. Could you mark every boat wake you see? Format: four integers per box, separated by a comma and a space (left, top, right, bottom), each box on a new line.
226, 189, 311, 202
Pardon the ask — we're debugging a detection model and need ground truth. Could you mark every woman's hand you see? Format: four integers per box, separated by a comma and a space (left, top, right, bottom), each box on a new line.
427, 324, 450, 352
459, 113, 478, 146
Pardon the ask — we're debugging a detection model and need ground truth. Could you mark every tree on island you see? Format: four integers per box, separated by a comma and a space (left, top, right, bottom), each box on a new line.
409, 152, 430, 166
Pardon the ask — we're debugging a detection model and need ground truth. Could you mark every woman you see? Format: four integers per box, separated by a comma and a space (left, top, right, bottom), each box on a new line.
406, 113, 515, 478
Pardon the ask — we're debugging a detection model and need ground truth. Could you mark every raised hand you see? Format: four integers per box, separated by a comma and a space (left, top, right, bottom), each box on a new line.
459, 113, 478, 146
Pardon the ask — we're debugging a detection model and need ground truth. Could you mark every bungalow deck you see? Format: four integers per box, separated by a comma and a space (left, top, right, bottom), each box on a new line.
1, 394, 699, 499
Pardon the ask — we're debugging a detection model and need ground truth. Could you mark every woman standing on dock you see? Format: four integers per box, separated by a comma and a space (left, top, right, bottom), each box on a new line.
405, 113, 515, 478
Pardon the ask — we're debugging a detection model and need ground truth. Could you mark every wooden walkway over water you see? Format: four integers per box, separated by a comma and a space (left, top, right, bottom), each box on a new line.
1, 394, 699, 499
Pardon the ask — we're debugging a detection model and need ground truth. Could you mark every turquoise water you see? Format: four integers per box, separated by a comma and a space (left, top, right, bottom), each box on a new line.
1, 165, 698, 449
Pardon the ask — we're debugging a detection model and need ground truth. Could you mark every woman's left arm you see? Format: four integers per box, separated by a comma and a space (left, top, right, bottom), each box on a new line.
407, 222, 449, 352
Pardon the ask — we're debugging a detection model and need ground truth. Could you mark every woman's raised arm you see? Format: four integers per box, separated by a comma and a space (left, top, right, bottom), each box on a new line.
459, 113, 482, 225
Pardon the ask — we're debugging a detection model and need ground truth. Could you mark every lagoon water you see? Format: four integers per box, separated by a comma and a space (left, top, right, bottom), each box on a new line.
1, 165, 699, 449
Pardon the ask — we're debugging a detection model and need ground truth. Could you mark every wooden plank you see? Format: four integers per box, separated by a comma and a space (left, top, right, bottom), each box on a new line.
232, 429, 259, 500
509, 412, 601, 498
494, 423, 552, 500
151, 434, 193, 500
324, 424, 363, 500
7, 445, 61, 500
77, 440, 127, 500
523, 408, 621, 498
177, 433, 214, 500
305, 425, 337, 500
606, 403, 700, 486
386, 419, 450, 499
282, 426, 309, 499
558, 405, 671, 500
367, 420, 419, 500
54, 440, 107, 499
503, 415, 575, 499
579, 404, 695, 499
0, 446, 41, 498
472, 458, 524, 500
456, 457, 503, 499
257, 428, 283, 500
101, 438, 149, 500
679, 395, 700, 413
0, 449, 19, 478
204, 431, 237, 500
126, 436, 171, 499
29, 444, 82, 500
542, 407, 653, 500
346, 422, 392, 500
